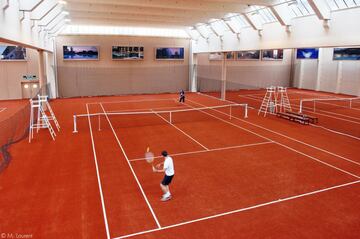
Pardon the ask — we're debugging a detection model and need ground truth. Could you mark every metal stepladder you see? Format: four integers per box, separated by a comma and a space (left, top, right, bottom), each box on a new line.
277, 87, 292, 113
28, 95, 59, 142
258, 86, 278, 116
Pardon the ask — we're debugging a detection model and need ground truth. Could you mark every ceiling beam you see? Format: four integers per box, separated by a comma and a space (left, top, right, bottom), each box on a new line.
66, 0, 247, 12
70, 17, 191, 28
65, 2, 227, 19
68, 10, 212, 25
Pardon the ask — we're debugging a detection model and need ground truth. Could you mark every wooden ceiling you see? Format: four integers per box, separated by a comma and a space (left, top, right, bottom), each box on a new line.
64, 0, 276, 28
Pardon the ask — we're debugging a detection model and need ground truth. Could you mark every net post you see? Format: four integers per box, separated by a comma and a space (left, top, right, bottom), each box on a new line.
313, 100, 316, 112
350, 99, 352, 109
299, 100, 303, 113
229, 105, 232, 120
98, 114, 101, 131
73, 115, 78, 133
170, 112, 172, 124
244, 104, 248, 118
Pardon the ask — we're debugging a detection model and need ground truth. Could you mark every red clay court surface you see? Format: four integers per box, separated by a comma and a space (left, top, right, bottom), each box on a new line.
0, 89, 359, 239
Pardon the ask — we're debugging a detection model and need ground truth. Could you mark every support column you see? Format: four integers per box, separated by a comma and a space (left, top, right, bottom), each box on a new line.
38, 49, 47, 95
221, 52, 227, 100
315, 48, 322, 91
298, 60, 304, 89
189, 41, 198, 92
335, 61, 342, 94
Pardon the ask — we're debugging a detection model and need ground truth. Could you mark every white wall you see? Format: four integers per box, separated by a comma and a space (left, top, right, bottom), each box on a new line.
293, 47, 360, 96
56, 35, 190, 97
197, 49, 292, 92
0, 0, 53, 51
0, 47, 39, 100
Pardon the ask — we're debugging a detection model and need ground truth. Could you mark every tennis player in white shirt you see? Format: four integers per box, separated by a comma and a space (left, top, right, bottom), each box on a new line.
153, 150, 174, 202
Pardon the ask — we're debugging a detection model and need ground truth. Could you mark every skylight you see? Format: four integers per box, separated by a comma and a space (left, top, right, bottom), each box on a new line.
208, 19, 229, 36
223, 13, 250, 32
325, 0, 360, 10
280, 0, 315, 18
195, 24, 212, 39
248, 6, 277, 24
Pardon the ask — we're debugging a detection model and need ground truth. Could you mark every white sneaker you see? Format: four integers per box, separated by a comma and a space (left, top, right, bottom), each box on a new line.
161, 195, 172, 202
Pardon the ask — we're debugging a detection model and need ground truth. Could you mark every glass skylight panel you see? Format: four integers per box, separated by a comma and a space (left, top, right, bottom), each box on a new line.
282, 0, 314, 17
334, 0, 348, 8
328, 0, 360, 9
297, 0, 315, 15
209, 19, 228, 36
223, 13, 249, 30
186, 27, 201, 40
343, 0, 356, 7
249, 5, 277, 23
195, 24, 212, 38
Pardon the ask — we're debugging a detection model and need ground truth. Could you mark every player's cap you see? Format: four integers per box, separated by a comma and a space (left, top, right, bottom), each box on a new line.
161, 151, 168, 157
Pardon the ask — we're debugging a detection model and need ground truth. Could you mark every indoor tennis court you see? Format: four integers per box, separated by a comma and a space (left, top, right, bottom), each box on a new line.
1, 1, 360, 239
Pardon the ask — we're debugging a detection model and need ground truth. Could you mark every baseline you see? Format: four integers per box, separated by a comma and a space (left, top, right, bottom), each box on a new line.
113, 180, 360, 239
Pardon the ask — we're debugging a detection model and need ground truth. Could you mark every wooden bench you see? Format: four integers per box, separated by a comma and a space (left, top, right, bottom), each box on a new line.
285, 111, 318, 124
276, 112, 310, 125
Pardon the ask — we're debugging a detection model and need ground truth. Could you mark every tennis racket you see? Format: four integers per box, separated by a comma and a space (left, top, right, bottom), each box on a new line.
145, 147, 154, 165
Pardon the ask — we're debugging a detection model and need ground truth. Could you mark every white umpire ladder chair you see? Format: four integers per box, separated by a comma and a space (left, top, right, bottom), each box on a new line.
37, 95, 60, 132
277, 87, 292, 113
258, 86, 278, 116
29, 99, 56, 143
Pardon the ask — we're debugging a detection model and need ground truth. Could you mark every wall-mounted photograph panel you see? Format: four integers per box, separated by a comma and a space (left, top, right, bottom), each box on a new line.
296, 48, 319, 59
262, 49, 283, 61
0, 46, 27, 61
333, 48, 360, 60
209, 52, 223, 61
112, 46, 144, 60
155, 47, 184, 60
236, 50, 260, 60
226, 52, 235, 60
63, 46, 99, 60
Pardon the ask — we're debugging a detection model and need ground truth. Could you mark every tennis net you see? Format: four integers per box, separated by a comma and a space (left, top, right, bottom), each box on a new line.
0, 84, 50, 173
73, 103, 248, 132
299, 97, 360, 113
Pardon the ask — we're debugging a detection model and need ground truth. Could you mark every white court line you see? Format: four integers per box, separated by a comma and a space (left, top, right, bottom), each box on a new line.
129, 141, 273, 162
310, 124, 360, 141
112, 179, 360, 239
0, 108, 6, 113
189, 97, 360, 176
201, 93, 360, 166
99, 103, 161, 228
88, 98, 177, 105
151, 109, 209, 150
105, 105, 191, 114
239, 94, 360, 123
86, 104, 111, 239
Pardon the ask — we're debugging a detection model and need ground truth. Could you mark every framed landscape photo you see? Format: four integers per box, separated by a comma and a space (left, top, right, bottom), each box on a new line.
63, 46, 99, 60
333, 48, 360, 60
236, 50, 260, 60
112, 46, 144, 60
155, 47, 184, 60
0, 45, 27, 61
226, 52, 235, 60
296, 48, 319, 59
209, 52, 223, 61
262, 49, 283, 61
